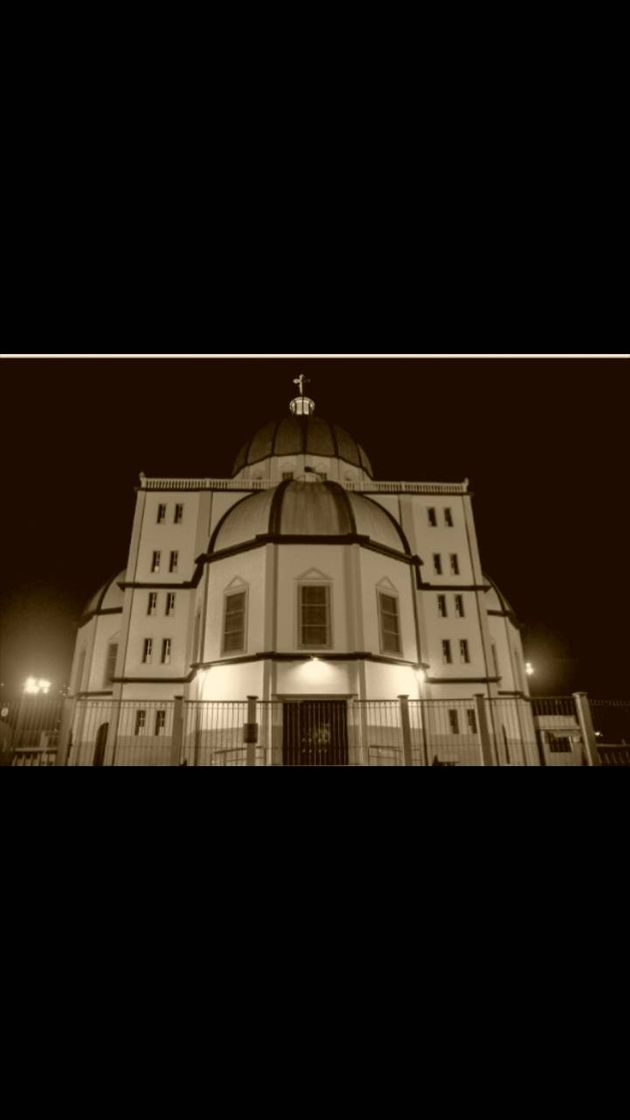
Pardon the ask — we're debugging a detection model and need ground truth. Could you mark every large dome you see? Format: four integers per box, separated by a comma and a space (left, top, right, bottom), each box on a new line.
232, 414, 373, 478
211, 481, 409, 555
81, 569, 126, 624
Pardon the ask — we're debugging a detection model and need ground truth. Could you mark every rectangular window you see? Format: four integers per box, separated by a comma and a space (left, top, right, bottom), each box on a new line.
438, 594, 447, 618
104, 642, 118, 687
135, 710, 146, 736
161, 638, 172, 665
460, 639, 470, 664
299, 584, 331, 649
442, 639, 452, 665
450, 554, 460, 576
455, 594, 465, 618
169, 551, 179, 573
549, 735, 572, 754
223, 590, 247, 654
467, 710, 478, 735
428, 508, 437, 527
378, 591, 402, 655
449, 710, 460, 735
282, 472, 294, 481
444, 508, 453, 527
155, 710, 166, 735
174, 504, 184, 524
142, 638, 153, 664
147, 592, 157, 616
151, 551, 161, 573
433, 554, 443, 576
166, 592, 176, 616
157, 504, 167, 524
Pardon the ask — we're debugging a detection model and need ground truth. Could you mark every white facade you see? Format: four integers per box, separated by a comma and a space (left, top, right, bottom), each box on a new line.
71, 394, 531, 710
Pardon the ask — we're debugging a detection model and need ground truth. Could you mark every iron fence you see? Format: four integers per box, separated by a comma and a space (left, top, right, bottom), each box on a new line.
4, 691, 630, 767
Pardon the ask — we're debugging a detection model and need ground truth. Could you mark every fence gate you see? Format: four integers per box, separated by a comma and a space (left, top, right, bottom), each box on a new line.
282, 700, 349, 767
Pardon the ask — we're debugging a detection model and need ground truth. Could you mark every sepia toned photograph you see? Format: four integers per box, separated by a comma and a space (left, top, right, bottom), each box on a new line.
1, 354, 628, 768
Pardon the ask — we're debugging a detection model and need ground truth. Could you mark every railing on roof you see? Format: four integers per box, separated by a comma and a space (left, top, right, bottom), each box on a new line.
138, 476, 470, 495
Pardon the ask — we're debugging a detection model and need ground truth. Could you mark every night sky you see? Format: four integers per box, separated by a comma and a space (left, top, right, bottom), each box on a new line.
1, 356, 628, 699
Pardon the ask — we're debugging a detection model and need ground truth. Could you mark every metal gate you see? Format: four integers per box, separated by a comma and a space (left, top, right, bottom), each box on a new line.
282, 700, 349, 767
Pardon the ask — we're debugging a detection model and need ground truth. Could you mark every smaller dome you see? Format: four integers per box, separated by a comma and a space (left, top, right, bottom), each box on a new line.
211, 481, 409, 555
82, 570, 126, 623
484, 576, 520, 628
232, 414, 373, 477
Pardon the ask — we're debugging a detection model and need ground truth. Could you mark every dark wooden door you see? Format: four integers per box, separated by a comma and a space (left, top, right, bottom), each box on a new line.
283, 701, 349, 766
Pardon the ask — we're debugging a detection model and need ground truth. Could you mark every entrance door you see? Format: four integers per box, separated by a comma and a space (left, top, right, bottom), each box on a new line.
282, 701, 349, 767
93, 722, 109, 767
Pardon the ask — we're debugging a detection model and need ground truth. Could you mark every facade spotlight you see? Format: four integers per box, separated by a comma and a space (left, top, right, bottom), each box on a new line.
525, 662, 534, 677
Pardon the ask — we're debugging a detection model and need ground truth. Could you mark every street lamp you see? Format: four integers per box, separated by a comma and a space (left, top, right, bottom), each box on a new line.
525, 662, 535, 678
24, 677, 51, 695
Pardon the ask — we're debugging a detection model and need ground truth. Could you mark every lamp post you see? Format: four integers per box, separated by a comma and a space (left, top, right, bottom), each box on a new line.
15, 678, 53, 749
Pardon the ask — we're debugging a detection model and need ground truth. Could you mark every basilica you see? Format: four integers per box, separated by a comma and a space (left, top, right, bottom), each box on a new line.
71, 378, 531, 725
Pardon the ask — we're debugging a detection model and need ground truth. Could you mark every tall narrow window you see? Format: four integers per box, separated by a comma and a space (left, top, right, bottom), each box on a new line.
142, 638, 153, 664
161, 638, 172, 665
151, 551, 161, 573
223, 590, 247, 654
455, 594, 465, 618
165, 592, 176, 616
450, 554, 460, 575
442, 639, 452, 665
428, 508, 437, 527
460, 639, 470, 664
299, 584, 331, 649
157, 504, 167, 524
155, 710, 166, 735
378, 591, 402, 655
169, 551, 179, 573
75, 649, 86, 694
444, 508, 453, 527
104, 642, 118, 687
174, 504, 184, 524
467, 710, 478, 735
433, 554, 443, 576
448, 710, 460, 735
147, 592, 157, 616
135, 710, 146, 736
438, 594, 448, 618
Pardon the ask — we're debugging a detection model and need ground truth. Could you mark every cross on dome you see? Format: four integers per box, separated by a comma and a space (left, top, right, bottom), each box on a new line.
290, 374, 315, 416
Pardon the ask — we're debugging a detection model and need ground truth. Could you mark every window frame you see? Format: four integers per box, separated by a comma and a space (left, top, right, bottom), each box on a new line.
104, 641, 118, 688
444, 508, 454, 527
174, 503, 184, 524
428, 507, 437, 527
442, 639, 452, 665
377, 588, 403, 657
134, 710, 146, 736
448, 709, 460, 735
147, 592, 158, 616
460, 638, 470, 664
151, 551, 161, 573
438, 594, 448, 618
433, 554, 443, 576
450, 553, 460, 576
161, 638, 172, 665
221, 587, 249, 657
155, 710, 167, 735
165, 592, 176, 617
142, 638, 153, 665
297, 581, 333, 651
455, 594, 465, 618
169, 550, 179, 574
157, 503, 167, 524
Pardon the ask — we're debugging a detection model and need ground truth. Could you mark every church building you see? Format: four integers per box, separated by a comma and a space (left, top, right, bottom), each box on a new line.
71, 378, 531, 735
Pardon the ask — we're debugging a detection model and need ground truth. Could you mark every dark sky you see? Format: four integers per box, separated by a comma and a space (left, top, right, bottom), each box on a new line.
1, 356, 628, 699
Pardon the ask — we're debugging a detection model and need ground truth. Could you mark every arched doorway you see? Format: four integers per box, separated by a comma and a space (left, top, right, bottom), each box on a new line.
93, 722, 109, 767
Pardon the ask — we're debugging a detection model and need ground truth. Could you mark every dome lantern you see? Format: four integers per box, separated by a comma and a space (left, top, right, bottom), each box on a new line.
289, 374, 315, 417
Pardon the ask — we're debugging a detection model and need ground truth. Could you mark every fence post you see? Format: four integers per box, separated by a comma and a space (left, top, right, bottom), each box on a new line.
245, 696, 259, 767
573, 692, 599, 767
171, 695, 184, 766
56, 696, 76, 767
398, 695, 413, 766
474, 694, 495, 767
